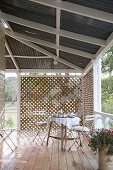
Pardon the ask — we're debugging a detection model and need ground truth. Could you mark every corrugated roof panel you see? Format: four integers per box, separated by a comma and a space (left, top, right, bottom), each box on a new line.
15, 58, 72, 69
61, 10, 113, 40
62, 0, 113, 14
5, 47, 9, 55
60, 37, 100, 54
1, 0, 56, 27
60, 51, 91, 69
5, 57, 16, 69
36, 44, 56, 55
6, 36, 46, 56
8, 22, 56, 43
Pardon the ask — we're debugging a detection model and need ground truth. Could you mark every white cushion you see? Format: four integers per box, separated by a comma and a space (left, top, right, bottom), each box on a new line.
37, 121, 47, 125
72, 126, 90, 132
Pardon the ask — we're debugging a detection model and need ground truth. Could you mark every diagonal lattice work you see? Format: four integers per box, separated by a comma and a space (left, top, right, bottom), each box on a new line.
20, 77, 83, 131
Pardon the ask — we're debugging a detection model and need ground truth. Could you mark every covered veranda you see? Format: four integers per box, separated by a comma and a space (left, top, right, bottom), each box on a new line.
0, 0, 113, 169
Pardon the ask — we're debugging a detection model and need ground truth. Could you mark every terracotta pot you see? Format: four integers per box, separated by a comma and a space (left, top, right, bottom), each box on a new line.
99, 148, 113, 170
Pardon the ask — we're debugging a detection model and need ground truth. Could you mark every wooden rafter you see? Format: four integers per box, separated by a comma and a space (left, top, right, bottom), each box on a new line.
30, 0, 113, 23
1, 11, 105, 46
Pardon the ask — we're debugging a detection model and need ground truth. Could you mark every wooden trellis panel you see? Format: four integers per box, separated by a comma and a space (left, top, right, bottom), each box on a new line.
20, 77, 83, 130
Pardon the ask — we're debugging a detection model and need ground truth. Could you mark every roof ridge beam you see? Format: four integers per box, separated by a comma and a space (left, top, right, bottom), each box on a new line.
1, 12, 105, 46
30, 0, 113, 23
8, 31, 94, 59
6, 31, 83, 72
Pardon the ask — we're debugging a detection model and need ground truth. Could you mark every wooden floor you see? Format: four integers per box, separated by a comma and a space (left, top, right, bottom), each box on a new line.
0, 131, 98, 170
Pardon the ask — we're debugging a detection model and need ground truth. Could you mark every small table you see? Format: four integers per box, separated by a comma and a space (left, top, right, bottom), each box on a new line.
46, 117, 80, 150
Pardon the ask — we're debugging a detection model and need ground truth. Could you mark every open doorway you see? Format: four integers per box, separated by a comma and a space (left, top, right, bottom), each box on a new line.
5, 73, 17, 128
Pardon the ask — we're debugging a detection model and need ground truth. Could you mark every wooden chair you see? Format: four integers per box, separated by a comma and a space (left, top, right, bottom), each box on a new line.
68, 114, 95, 150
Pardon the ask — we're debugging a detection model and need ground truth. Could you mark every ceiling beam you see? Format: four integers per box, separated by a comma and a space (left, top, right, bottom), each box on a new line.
30, 0, 113, 23
8, 31, 94, 59
1, 12, 105, 46
5, 69, 83, 74
6, 31, 83, 72
5, 55, 50, 58
5, 40, 19, 71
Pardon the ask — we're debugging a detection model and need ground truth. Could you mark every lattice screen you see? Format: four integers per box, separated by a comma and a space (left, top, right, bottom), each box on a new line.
20, 77, 83, 130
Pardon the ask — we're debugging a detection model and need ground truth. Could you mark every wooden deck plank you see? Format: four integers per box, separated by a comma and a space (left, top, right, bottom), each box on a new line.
85, 151, 98, 170
14, 143, 35, 169
23, 143, 41, 170
0, 132, 32, 170
32, 145, 47, 170
58, 141, 68, 170
0, 131, 98, 170
49, 141, 59, 170
67, 140, 84, 170
41, 143, 53, 170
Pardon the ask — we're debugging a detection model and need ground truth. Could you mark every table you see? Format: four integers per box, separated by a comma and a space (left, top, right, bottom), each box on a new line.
46, 117, 80, 150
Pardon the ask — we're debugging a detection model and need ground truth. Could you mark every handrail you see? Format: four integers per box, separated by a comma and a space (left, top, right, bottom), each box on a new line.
95, 111, 113, 119
94, 111, 113, 129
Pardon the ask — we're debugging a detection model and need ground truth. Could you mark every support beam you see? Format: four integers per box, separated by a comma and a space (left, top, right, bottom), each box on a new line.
5, 69, 17, 72
30, 0, 113, 23
5, 69, 82, 74
93, 58, 102, 129
6, 31, 83, 72
17, 72, 21, 130
5, 40, 19, 71
20, 69, 81, 74
56, 1, 61, 59
7, 31, 94, 59
0, 25, 5, 129
83, 60, 93, 76
5, 55, 49, 58
1, 12, 105, 46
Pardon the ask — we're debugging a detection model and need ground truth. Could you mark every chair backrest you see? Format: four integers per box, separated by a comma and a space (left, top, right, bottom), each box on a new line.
83, 114, 95, 130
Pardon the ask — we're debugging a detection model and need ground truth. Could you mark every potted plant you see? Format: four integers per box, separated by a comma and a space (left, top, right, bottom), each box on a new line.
89, 129, 113, 170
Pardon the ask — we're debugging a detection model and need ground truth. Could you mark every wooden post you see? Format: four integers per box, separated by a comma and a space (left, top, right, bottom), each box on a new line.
93, 58, 102, 129
0, 25, 5, 129
104, 117, 109, 130
17, 73, 21, 130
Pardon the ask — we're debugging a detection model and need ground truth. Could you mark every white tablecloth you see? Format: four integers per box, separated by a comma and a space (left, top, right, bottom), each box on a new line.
48, 117, 80, 130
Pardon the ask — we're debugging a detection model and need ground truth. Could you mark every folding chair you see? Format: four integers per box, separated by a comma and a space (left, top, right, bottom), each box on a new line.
32, 111, 48, 144
68, 114, 95, 150
33, 121, 47, 144
0, 129, 17, 152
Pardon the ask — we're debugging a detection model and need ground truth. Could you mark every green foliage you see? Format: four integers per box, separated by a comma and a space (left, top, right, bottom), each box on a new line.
101, 76, 113, 114
89, 129, 113, 155
102, 46, 113, 75
6, 117, 14, 127
5, 77, 17, 102
101, 46, 113, 114
29, 73, 47, 75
